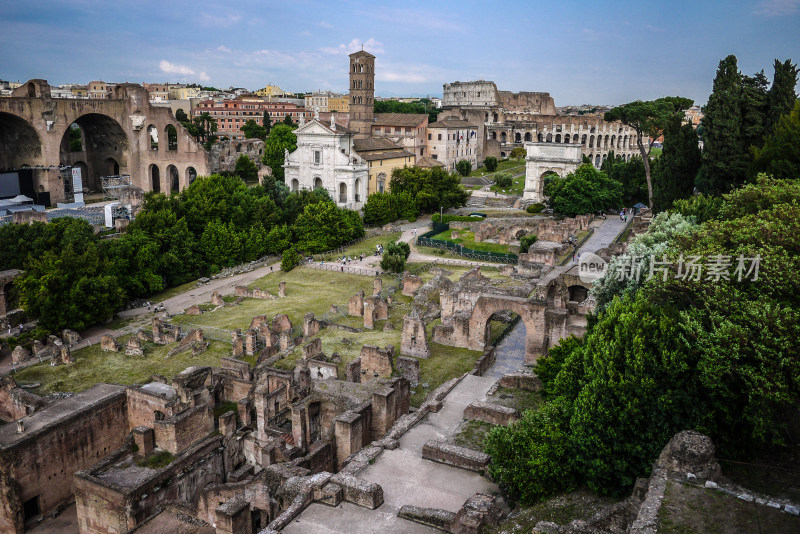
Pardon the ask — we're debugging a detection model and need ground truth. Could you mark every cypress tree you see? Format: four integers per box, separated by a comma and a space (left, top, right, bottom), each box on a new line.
740, 70, 769, 151
766, 59, 799, 136
696, 55, 748, 195
653, 116, 701, 211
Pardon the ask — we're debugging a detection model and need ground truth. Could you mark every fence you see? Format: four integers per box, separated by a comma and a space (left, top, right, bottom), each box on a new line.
301, 260, 396, 279
310, 229, 400, 260
417, 223, 518, 265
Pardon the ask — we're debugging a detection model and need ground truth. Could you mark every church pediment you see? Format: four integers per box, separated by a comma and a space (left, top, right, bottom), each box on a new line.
295, 119, 335, 136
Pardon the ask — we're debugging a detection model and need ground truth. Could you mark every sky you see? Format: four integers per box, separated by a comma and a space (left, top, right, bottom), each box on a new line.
2, 0, 799, 106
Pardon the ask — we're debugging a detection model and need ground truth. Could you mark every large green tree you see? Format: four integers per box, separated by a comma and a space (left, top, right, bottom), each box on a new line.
241, 119, 267, 140
262, 124, 297, 181
389, 166, 468, 213
751, 100, 800, 180
766, 58, 799, 136
652, 116, 702, 211
543, 164, 623, 216
234, 153, 259, 181
696, 55, 748, 194
605, 97, 693, 208
292, 201, 364, 253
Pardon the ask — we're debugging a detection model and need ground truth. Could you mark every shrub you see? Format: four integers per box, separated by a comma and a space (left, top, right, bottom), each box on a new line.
456, 160, 472, 177
483, 156, 498, 172
380, 251, 406, 273
519, 234, 538, 253
494, 172, 513, 188
281, 247, 301, 272
510, 146, 527, 159
526, 203, 545, 214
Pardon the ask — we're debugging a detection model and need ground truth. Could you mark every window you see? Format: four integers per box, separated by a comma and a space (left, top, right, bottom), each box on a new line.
314, 150, 321, 165
438, 134, 442, 140
428, 133, 431, 140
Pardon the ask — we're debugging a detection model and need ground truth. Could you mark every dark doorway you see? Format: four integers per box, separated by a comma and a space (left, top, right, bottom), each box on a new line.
23, 496, 41, 524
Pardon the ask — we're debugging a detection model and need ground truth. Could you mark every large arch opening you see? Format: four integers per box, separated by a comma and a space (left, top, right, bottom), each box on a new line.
500, 132, 507, 143
168, 164, 180, 194
514, 132, 521, 143
59, 113, 130, 193
537, 133, 543, 142
166, 125, 178, 151
291, 178, 299, 192
186, 166, 197, 184
150, 164, 160, 192
568, 285, 589, 303
483, 310, 524, 349
338, 182, 347, 203
524, 132, 532, 142
546, 133, 553, 142
555, 134, 561, 143
314, 176, 323, 190
147, 125, 159, 151
0, 112, 43, 171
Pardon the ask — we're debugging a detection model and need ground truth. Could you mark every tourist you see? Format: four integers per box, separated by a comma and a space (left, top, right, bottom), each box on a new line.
18, 324, 23, 334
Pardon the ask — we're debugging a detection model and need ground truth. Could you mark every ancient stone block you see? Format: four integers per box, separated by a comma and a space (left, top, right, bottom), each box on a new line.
60, 344, 74, 364
396, 356, 420, 386
373, 277, 382, 296
100, 334, 119, 352
499, 372, 542, 391
61, 328, 81, 345
422, 440, 489, 472
219, 410, 237, 436
272, 314, 292, 333
211, 290, 224, 307
249, 315, 268, 330
401, 315, 431, 358
125, 336, 144, 357
232, 335, 244, 357
132, 426, 154, 457
279, 331, 292, 351
303, 313, 320, 337
346, 358, 361, 383
244, 329, 258, 356
136, 329, 153, 342
363, 299, 375, 330
279, 280, 287, 298
302, 338, 323, 360
308, 360, 338, 380
11, 345, 29, 363
348, 290, 365, 317
464, 401, 518, 426
402, 273, 424, 297
185, 304, 202, 315
32, 340, 44, 355
360, 345, 393, 382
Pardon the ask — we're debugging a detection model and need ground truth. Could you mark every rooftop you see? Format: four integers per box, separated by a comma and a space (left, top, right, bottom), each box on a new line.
0, 384, 125, 448
372, 113, 428, 127
428, 119, 477, 129
359, 150, 415, 162
353, 137, 403, 152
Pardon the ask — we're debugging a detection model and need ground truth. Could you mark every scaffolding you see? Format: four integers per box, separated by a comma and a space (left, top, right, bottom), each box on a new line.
101, 175, 132, 201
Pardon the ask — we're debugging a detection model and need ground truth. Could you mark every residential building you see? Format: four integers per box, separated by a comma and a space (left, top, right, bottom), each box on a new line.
70, 85, 88, 98
353, 137, 414, 195
254, 84, 285, 98
168, 84, 201, 101
283, 116, 367, 210
328, 95, 350, 113
144, 83, 169, 102
192, 99, 311, 139
426, 119, 480, 170
304, 91, 342, 113
88, 81, 110, 99
371, 113, 429, 159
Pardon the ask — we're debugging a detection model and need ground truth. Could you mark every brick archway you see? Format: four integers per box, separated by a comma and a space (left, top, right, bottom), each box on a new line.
467, 294, 546, 363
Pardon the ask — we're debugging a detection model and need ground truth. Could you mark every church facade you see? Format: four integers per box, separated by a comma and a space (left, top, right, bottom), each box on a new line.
282, 116, 368, 210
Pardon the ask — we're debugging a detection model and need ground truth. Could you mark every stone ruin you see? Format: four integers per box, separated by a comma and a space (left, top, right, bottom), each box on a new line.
125, 336, 144, 357
185, 304, 202, 315
100, 333, 119, 352
279, 280, 287, 298
401, 315, 431, 359
358, 345, 394, 382
362, 297, 389, 330
167, 328, 207, 357
211, 290, 224, 307
234, 285, 277, 300
152, 317, 181, 344
401, 272, 424, 297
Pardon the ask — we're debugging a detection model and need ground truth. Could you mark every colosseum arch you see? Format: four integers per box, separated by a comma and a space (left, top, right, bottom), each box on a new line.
524, 132, 532, 142
555, 134, 561, 143
58, 113, 130, 192
515, 132, 521, 143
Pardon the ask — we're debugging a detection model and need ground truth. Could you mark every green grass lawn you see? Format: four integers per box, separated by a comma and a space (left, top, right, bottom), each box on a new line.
14, 336, 232, 394
430, 228, 512, 254
649, 147, 662, 158
488, 174, 525, 195
411, 342, 483, 407
470, 159, 525, 177
317, 232, 402, 261
169, 268, 379, 332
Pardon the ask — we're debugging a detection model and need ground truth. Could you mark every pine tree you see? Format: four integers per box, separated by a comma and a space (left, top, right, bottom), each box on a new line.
696, 55, 748, 195
766, 59, 799, 136
740, 71, 769, 151
653, 116, 701, 211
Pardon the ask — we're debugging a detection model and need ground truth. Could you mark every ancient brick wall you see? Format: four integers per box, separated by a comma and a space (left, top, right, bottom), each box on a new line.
154, 405, 212, 455
126, 387, 175, 431
0, 385, 127, 534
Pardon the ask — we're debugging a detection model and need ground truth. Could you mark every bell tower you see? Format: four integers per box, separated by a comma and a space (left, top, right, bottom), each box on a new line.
348, 50, 375, 139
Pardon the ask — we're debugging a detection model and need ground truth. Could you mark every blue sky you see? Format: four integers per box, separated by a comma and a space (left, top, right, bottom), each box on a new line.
2, 0, 799, 106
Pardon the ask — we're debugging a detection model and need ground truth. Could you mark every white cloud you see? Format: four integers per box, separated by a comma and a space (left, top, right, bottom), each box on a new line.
198, 71, 210, 82
217, 45, 231, 53
754, 0, 800, 16
198, 13, 241, 28
159, 60, 194, 76
320, 38, 384, 55
318, 21, 333, 29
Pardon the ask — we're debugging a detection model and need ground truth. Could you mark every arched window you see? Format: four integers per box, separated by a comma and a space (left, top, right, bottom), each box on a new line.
377, 172, 386, 193
338, 182, 347, 203
314, 177, 323, 189
524, 132, 532, 142
537, 133, 543, 142
291, 179, 299, 192
27, 82, 36, 97
168, 165, 179, 193
186, 167, 197, 184
594, 154, 601, 167
491, 131, 497, 140
555, 134, 561, 143
150, 164, 160, 192
166, 125, 177, 151
604, 135, 609, 149
589, 135, 594, 148
354, 178, 361, 202
147, 125, 158, 150
581, 134, 587, 146
500, 132, 507, 143
515, 132, 521, 143
546, 133, 553, 142
493, 112, 498, 123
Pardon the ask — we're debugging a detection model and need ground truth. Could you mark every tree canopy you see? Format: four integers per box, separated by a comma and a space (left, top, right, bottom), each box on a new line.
262, 124, 297, 181
389, 166, 468, 213
604, 96, 693, 208
543, 164, 623, 216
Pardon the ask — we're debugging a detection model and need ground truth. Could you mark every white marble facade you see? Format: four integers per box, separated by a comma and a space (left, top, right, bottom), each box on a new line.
283, 117, 368, 210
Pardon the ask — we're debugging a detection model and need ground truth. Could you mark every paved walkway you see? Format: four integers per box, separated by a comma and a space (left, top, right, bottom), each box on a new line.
576, 215, 628, 260
284, 374, 499, 533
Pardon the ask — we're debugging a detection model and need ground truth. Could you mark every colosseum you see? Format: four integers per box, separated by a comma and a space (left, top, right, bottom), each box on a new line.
439, 80, 643, 168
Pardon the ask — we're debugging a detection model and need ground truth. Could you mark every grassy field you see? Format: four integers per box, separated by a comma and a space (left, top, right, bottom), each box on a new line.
430, 228, 512, 254
316, 232, 402, 261
488, 174, 526, 195
404, 262, 510, 283
411, 342, 483, 407
470, 159, 525, 177
169, 268, 378, 331
14, 336, 232, 394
